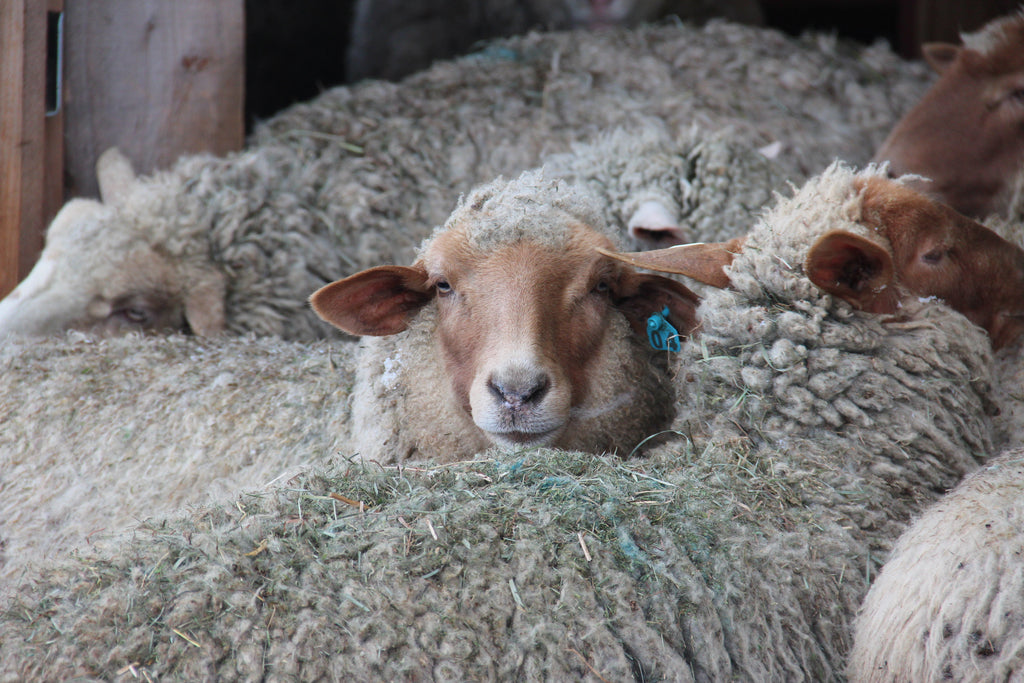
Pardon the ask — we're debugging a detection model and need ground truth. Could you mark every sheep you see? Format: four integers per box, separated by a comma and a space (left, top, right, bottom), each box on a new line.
344, 0, 765, 82
543, 123, 789, 245
310, 169, 701, 463
0, 170, 699, 582
599, 163, 1024, 675
0, 20, 930, 341
873, 9, 1024, 219
1, 164, 1018, 681
847, 448, 1024, 683
0, 332, 359, 583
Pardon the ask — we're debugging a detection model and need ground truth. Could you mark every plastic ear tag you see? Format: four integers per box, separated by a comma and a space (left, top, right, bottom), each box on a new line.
647, 306, 681, 352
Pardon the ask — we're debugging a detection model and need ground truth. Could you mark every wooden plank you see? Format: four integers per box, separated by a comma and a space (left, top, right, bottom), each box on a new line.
63, 0, 244, 198
0, 0, 48, 299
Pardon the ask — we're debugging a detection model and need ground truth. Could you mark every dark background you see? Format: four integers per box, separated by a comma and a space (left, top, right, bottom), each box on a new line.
243, 0, 1021, 131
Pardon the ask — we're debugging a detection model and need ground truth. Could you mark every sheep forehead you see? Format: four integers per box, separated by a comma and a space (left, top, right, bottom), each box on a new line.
431, 171, 618, 253
424, 219, 616, 287
44, 199, 121, 250
744, 163, 886, 266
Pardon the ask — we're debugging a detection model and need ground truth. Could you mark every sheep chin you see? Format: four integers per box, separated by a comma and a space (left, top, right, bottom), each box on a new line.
482, 426, 565, 449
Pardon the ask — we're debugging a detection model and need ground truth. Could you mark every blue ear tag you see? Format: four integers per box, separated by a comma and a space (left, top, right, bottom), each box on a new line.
647, 306, 681, 352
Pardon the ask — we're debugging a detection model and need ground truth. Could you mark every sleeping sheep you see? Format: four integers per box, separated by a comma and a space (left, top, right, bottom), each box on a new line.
847, 448, 1024, 682
0, 20, 930, 341
3, 164, 1022, 680
0, 170, 699, 582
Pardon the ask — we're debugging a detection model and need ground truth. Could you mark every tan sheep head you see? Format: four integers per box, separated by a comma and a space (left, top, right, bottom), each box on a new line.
0, 149, 226, 339
872, 10, 1024, 218
311, 218, 699, 450
601, 175, 1024, 350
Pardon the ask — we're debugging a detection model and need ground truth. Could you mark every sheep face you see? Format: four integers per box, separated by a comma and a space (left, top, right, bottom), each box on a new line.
0, 158, 227, 340
0, 199, 220, 339
312, 219, 699, 451
604, 172, 1024, 349
873, 11, 1024, 218
824, 175, 1024, 349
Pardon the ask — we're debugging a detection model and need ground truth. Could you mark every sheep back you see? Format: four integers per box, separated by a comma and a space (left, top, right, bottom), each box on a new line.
0, 333, 357, 581
848, 449, 1024, 682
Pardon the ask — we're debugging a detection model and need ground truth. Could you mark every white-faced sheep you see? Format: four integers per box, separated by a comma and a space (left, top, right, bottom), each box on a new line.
847, 448, 1024, 683
344, 0, 765, 82
0, 20, 929, 340
0, 171, 698, 583
310, 169, 701, 462
3, 165, 1022, 681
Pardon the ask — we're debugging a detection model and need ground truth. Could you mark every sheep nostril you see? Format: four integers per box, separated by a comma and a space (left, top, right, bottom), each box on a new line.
488, 372, 550, 408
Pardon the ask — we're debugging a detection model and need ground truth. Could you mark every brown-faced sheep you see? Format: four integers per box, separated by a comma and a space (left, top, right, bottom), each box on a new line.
0, 20, 929, 341
847, 448, 1024, 683
311, 169, 700, 461
873, 9, 1024, 219
599, 164, 1024, 677
2, 165, 1021, 681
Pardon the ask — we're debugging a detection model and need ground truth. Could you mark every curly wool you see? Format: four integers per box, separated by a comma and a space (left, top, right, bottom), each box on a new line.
683, 164, 993, 505
848, 449, 1024, 682
7, 21, 928, 342
0, 333, 357, 582
543, 122, 791, 245
657, 164, 996, 678
450, 169, 617, 251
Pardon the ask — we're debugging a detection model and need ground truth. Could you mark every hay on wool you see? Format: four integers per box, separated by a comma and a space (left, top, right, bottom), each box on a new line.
0, 443, 881, 682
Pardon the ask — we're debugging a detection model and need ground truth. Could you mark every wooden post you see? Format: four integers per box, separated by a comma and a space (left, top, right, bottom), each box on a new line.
0, 0, 61, 299
63, 0, 245, 198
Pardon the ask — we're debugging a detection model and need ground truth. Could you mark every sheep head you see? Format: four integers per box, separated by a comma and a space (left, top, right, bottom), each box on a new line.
312, 213, 699, 450
872, 10, 1024, 218
0, 149, 226, 339
600, 173, 1024, 350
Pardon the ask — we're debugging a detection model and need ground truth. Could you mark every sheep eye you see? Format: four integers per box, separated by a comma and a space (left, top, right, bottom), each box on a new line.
119, 307, 152, 325
921, 249, 945, 265
435, 280, 453, 295
592, 280, 610, 294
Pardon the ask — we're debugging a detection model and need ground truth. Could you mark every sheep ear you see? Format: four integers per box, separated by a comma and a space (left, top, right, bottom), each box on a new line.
597, 236, 744, 288
184, 269, 227, 336
613, 272, 702, 338
921, 43, 959, 74
96, 147, 137, 206
805, 230, 898, 313
310, 264, 434, 336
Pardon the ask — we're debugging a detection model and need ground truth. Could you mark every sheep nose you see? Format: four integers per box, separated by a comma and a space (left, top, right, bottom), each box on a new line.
488, 368, 550, 408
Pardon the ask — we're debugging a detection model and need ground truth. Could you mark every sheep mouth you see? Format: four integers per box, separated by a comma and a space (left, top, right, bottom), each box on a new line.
486, 428, 561, 447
